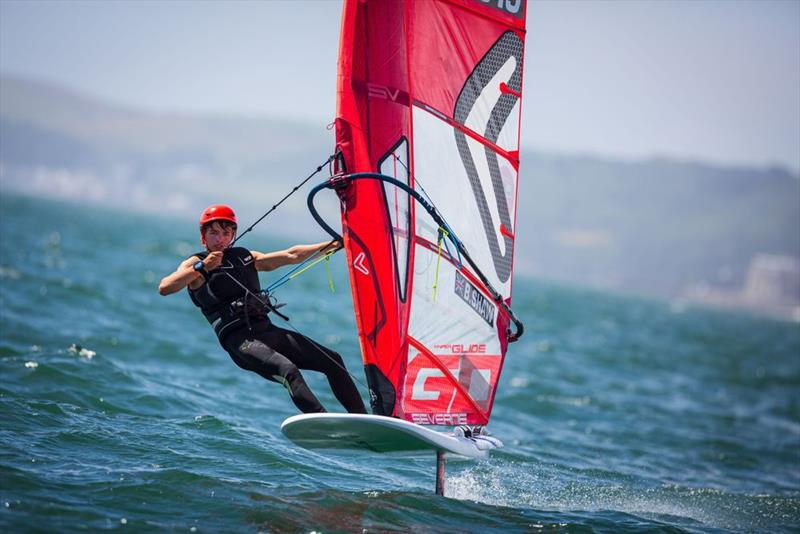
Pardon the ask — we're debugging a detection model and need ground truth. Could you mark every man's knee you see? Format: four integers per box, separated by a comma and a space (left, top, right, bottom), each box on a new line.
324, 350, 347, 373
226, 347, 259, 372
238, 339, 279, 364
280, 362, 302, 380
273, 362, 304, 394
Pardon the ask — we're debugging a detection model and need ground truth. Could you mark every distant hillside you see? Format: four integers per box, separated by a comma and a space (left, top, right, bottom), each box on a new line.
519, 154, 799, 298
1, 76, 798, 315
0, 77, 329, 162
0, 76, 332, 216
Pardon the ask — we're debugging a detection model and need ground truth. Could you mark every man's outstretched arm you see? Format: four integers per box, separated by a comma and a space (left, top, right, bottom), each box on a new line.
253, 241, 339, 272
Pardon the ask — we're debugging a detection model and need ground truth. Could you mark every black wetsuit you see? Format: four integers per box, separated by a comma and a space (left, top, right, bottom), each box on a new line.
188, 247, 366, 414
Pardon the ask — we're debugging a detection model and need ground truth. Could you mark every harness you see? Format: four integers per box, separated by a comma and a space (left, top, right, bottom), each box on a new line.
188, 247, 287, 341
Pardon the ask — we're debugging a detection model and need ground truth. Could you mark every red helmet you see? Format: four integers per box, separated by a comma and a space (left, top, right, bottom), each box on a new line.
199, 204, 237, 228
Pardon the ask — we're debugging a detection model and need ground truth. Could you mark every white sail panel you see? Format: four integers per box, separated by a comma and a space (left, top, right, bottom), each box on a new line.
411, 105, 516, 297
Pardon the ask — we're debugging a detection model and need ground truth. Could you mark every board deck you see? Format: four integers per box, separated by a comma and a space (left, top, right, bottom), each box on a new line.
280, 413, 502, 459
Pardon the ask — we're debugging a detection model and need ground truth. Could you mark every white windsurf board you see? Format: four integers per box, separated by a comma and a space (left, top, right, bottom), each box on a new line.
280, 413, 502, 459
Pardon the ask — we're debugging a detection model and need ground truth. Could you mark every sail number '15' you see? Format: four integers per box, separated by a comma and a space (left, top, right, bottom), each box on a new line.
478, 0, 524, 16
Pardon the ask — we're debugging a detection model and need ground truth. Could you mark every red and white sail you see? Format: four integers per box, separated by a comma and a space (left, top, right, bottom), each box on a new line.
334, 0, 526, 426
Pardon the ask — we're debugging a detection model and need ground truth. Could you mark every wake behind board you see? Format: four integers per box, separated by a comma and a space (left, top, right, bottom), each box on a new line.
281, 414, 502, 459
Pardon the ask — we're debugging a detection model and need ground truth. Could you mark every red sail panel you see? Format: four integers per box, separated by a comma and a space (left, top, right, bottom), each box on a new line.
335, 0, 526, 425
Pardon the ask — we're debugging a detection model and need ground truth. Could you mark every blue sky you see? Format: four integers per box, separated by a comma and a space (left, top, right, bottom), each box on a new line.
1, 0, 798, 171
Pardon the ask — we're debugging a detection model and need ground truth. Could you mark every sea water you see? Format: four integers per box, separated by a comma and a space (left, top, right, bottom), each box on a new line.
1, 194, 798, 532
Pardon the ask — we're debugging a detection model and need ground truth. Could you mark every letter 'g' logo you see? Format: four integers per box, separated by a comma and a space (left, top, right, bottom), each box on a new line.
453, 31, 523, 285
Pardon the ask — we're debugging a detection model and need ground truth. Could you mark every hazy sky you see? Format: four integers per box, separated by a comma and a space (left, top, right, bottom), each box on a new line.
1, 0, 798, 171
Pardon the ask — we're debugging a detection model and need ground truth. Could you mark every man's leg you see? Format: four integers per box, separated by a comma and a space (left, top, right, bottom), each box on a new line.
225, 331, 326, 413
260, 325, 367, 414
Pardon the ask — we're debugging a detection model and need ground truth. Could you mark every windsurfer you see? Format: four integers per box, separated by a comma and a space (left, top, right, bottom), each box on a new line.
158, 204, 367, 414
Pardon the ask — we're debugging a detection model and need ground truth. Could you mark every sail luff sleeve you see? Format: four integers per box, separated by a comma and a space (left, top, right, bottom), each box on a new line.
335, 0, 413, 418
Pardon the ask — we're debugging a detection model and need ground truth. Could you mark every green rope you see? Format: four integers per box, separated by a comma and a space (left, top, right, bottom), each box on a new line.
433, 227, 448, 302
287, 251, 336, 281
325, 254, 335, 293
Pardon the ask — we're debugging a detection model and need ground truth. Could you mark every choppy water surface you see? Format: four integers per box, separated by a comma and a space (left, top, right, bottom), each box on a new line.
1, 194, 798, 532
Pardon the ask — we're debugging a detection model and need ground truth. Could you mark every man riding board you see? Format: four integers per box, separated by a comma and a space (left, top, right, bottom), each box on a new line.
158, 204, 367, 414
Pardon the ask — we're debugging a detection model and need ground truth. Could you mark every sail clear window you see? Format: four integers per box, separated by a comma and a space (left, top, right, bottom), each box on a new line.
379, 138, 412, 302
